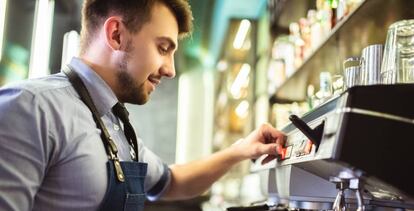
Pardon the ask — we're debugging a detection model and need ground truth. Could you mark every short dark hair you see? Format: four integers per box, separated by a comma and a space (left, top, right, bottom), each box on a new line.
80, 0, 193, 54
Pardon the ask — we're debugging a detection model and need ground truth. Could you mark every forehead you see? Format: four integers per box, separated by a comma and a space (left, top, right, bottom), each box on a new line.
136, 2, 179, 45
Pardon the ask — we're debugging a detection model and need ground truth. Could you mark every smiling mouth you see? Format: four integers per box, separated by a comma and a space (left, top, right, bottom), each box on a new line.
148, 77, 161, 89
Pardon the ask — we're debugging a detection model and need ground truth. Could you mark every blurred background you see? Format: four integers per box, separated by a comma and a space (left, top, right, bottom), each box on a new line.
1, 0, 412, 210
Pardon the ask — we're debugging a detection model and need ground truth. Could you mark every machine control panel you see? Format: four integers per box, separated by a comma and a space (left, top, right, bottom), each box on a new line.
279, 139, 313, 161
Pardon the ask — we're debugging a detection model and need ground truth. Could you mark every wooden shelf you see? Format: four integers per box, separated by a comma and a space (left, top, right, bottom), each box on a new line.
270, 0, 414, 103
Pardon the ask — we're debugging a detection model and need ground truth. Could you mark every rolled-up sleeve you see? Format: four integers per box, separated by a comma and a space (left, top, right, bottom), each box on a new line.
138, 138, 171, 201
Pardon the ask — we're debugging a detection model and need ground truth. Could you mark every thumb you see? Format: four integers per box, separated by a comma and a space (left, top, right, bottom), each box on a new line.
257, 143, 278, 155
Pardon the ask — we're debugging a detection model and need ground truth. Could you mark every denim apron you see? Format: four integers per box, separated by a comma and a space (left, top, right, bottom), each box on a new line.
99, 161, 148, 211
64, 66, 147, 211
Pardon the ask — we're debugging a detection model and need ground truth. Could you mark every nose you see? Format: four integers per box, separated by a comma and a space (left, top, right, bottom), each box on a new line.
160, 56, 176, 78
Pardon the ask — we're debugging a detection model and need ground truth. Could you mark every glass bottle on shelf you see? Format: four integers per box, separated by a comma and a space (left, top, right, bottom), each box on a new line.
327, 0, 339, 28
317, 71, 333, 102
299, 18, 312, 58
308, 9, 323, 51
317, 0, 333, 37
289, 22, 305, 68
307, 84, 315, 109
337, 0, 347, 22
271, 36, 295, 78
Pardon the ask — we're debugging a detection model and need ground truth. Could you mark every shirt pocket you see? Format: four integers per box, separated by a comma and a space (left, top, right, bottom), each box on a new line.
123, 193, 146, 211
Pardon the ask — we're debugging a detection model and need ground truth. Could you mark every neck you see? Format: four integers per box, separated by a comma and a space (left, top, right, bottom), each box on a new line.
79, 45, 121, 100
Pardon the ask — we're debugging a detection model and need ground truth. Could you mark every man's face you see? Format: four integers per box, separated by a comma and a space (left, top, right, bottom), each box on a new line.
116, 2, 178, 104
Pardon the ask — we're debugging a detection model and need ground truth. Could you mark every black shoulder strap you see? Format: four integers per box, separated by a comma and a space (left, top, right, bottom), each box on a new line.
63, 65, 126, 182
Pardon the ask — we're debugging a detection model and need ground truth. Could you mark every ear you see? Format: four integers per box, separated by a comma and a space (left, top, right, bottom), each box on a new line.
103, 16, 127, 51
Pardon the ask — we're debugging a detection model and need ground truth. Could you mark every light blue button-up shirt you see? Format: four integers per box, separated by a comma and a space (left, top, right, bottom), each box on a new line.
0, 58, 170, 211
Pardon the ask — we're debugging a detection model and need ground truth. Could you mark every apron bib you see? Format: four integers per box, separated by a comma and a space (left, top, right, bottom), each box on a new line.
64, 66, 147, 211
99, 161, 147, 211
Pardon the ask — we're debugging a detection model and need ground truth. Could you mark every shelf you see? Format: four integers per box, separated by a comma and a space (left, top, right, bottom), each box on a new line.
270, 0, 414, 103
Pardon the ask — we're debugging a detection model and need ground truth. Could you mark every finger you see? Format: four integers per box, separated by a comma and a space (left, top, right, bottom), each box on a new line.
276, 135, 287, 146
258, 143, 278, 155
263, 133, 285, 146
261, 154, 277, 164
260, 124, 286, 144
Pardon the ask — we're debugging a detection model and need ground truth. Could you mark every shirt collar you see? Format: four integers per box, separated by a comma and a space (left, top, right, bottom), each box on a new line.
68, 57, 118, 117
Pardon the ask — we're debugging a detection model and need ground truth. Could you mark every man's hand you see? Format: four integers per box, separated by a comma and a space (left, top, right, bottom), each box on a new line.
231, 123, 286, 164
163, 123, 285, 200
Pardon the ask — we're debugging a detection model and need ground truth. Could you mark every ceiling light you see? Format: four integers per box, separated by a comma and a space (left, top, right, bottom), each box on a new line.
216, 60, 228, 72
61, 30, 80, 68
233, 19, 251, 49
29, 0, 55, 79
235, 100, 249, 119
0, 0, 7, 61
230, 63, 251, 98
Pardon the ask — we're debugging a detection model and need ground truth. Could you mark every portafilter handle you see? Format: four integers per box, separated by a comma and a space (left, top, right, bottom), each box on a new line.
289, 114, 324, 149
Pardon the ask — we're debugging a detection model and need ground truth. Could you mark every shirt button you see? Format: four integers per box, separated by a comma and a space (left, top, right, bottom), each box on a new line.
113, 124, 120, 131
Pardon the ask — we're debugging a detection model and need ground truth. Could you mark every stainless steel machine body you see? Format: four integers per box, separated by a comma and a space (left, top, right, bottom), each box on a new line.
249, 84, 414, 211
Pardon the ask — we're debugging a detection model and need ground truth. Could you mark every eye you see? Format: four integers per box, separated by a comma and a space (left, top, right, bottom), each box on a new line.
158, 45, 169, 55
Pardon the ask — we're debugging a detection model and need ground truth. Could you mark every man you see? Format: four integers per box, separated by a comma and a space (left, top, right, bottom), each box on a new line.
0, 0, 285, 210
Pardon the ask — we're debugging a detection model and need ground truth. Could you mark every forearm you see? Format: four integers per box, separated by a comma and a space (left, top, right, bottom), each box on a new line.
161, 124, 285, 200
162, 145, 243, 200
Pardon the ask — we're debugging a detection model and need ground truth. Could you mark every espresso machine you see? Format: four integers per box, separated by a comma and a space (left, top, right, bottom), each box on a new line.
231, 84, 414, 211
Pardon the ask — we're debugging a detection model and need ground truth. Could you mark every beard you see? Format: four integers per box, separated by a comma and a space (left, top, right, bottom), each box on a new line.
116, 40, 149, 105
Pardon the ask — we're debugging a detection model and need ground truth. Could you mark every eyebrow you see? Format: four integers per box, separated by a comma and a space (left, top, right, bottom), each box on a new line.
157, 36, 177, 51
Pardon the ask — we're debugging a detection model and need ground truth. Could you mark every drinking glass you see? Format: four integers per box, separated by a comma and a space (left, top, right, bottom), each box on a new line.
381, 19, 414, 84
343, 57, 361, 88
332, 74, 345, 95
360, 44, 383, 85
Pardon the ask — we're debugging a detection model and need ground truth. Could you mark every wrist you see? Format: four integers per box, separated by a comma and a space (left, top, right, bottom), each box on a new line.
228, 138, 247, 162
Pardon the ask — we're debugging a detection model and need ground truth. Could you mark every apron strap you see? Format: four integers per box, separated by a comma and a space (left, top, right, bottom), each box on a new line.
63, 65, 126, 182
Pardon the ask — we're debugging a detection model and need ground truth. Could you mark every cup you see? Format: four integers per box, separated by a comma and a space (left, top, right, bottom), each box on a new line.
360, 44, 383, 85
343, 57, 361, 88
332, 74, 345, 95
381, 19, 414, 84
319, 71, 332, 98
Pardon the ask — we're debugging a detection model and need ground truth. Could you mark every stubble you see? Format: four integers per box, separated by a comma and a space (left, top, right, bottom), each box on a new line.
116, 39, 148, 105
